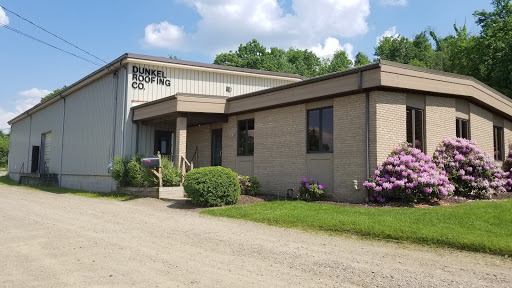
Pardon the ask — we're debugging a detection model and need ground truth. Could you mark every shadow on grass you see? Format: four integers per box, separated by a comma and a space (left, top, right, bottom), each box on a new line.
0, 175, 136, 201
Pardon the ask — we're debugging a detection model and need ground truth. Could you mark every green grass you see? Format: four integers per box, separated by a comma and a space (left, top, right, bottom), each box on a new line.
0, 175, 136, 201
202, 200, 512, 256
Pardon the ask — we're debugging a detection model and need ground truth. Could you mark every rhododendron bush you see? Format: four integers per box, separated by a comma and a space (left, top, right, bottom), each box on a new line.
364, 143, 454, 203
432, 138, 507, 199
503, 149, 512, 192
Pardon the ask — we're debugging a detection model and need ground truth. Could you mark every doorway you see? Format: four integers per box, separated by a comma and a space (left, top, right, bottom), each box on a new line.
211, 129, 222, 166
31, 146, 40, 173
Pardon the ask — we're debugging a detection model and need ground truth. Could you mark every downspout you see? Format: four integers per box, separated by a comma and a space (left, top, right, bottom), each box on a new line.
111, 69, 119, 161
120, 64, 128, 156
59, 95, 66, 186
26, 114, 32, 173
134, 115, 139, 154
358, 71, 371, 202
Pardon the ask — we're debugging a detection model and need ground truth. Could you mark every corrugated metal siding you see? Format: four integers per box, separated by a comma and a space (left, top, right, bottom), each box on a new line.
61, 71, 117, 175
8, 116, 31, 175
127, 63, 296, 103
28, 99, 64, 174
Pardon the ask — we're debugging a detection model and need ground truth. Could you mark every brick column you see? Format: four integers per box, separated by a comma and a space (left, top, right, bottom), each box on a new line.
175, 116, 187, 168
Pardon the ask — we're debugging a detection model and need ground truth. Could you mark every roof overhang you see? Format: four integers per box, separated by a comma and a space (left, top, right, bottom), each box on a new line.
132, 93, 228, 122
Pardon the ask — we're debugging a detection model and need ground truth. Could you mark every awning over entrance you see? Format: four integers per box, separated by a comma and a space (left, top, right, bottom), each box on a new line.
132, 93, 228, 125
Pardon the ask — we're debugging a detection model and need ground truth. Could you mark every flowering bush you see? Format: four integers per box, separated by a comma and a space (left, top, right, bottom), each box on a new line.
299, 178, 325, 201
500, 149, 512, 192
364, 143, 454, 203
238, 175, 261, 195
432, 138, 506, 198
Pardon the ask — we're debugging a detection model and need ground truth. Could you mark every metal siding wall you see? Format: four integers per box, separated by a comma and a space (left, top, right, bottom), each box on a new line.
62, 72, 116, 176
127, 63, 298, 103
8, 117, 30, 176
28, 99, 64, 174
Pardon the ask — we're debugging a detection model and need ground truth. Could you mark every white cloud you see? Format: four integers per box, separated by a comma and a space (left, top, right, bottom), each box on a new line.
380, 0, 407, 6
0, 88, 51, 129
376, 26, 399, 44
311, 37, 354, 60
0, 7, 9, 26
144, 21, 185, 49
143, 0, 370, 55
17, 88, 51, 113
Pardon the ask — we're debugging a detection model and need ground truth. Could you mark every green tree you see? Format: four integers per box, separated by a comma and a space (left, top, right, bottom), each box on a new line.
473, 0, 512, 96
0, 131, 9, 168
354, 52, 371, 67
41, 85, 68, 103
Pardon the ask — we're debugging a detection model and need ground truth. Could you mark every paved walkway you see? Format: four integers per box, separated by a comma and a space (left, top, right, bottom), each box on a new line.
0, 183, 511, 287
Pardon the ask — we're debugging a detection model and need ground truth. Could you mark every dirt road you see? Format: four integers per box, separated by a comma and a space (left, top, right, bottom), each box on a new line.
0, 183, 511, 287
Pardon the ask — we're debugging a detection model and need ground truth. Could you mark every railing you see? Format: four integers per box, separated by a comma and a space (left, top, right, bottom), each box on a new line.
180, 155, 193, 183
160, 154, 174, 164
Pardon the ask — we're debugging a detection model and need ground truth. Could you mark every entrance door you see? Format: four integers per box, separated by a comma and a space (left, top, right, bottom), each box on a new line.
154, 130, 173, 156
211, 129, 222, 166
31, 146, 40, 173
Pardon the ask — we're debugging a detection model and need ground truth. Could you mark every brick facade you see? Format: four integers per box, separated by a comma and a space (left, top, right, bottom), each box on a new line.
333, 94, 367, 202
469, 103, 494, 156
425, 96, 456, 155
254, 104, 306, 196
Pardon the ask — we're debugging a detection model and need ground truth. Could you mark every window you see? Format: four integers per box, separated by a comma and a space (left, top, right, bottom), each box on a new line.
494, 126, 504, 161
307, 107, 333, 153
406, 107, 424, 151
238, 119, 254, 156
456, 118, 469, 139
154, 130, 173, 155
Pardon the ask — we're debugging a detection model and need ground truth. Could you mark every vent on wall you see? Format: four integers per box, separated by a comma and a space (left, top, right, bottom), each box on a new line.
226, 86, 232, 92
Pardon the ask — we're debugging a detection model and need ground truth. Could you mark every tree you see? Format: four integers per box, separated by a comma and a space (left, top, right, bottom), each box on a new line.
473, 0, 512, 96
354, 52, 371, 67
213, 39, 368, 78
0, 131, 9, 168
41, 85, 68, 103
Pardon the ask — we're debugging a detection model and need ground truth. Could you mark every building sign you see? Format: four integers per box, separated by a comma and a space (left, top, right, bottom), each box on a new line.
131, 66, 171, 90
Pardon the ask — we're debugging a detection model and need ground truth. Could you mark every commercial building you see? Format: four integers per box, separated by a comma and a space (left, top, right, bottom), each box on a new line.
8, 53, 512, 202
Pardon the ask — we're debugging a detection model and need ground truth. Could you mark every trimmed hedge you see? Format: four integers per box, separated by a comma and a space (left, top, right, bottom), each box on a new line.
183, 166, 240, 207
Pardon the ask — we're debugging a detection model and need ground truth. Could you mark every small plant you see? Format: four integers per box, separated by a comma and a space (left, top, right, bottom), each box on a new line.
111, 155, 181, 187
364, 143, 454, 204
298, 178, 325, 201
183, 166, 240, 207
238, 175, 261, 195
432, 138, 506, 199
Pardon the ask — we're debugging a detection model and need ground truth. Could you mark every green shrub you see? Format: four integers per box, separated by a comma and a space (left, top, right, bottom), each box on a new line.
298, 178, 325, 201
111, 156, 129, 187
183, 166, 240, 207
111, 155, 181, 187
161, 157, 181, 187
238, 175, 261, 195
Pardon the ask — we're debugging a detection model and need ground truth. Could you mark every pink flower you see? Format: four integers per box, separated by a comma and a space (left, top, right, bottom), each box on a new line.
318, 184, 324, 190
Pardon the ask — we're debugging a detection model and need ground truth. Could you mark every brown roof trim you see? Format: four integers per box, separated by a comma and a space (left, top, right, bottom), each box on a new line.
125, 53, 306, 80
379, 60, 510, 101
226, 61, 382, 102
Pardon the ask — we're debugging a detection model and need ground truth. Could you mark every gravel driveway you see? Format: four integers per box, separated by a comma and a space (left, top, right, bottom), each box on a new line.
1, 183, 511, 287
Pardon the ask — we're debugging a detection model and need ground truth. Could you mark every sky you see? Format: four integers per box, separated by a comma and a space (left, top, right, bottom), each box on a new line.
0, 0, 494, 131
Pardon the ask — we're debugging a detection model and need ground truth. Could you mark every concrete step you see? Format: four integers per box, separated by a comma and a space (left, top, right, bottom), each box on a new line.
159, 186, 188, 200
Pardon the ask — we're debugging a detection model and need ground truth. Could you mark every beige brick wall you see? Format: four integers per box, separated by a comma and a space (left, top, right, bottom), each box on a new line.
369, 91, 407, 172
469, 103, 494, 156
253, 104, 306, 195
425, 96, 456, 156
505, 120, 512, 152
221, 117, 237, 171
175, 117, 187, 168
186, 125, 211, 168
333, 94, 367, 202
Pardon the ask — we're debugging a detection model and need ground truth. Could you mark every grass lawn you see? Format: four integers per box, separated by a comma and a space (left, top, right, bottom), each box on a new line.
202, 200, 512, 256
0, 175, 136, 201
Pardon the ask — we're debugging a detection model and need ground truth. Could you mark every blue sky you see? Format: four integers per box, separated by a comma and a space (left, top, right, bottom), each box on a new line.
0, 0, 493, 130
